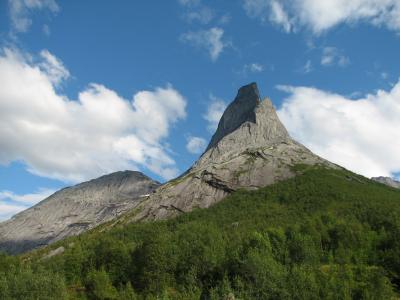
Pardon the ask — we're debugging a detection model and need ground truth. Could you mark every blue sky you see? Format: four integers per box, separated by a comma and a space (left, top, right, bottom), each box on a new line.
0, 0, 400, 220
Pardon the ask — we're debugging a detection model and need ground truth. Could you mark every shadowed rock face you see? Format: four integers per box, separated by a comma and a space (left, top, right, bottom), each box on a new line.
0, 171, 159, 254
372, 176, 400, 189
130, 83, 338, 221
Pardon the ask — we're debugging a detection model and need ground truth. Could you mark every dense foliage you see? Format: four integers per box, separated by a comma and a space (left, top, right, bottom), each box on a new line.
1, 167, 400, 299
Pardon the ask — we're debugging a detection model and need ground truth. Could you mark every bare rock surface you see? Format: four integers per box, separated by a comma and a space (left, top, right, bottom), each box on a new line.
372, 176, 400, 189
0, 171, 159, 254
131, 83, 338, 221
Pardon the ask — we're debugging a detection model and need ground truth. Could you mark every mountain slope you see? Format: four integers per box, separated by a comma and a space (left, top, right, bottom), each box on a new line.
0, 171, 159, 254
131, 83, 337, 221
2, 167, 400, 299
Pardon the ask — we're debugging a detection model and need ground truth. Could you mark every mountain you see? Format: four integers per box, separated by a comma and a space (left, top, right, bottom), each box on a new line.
0, 171, 159, 254
131, 83, 338, 221
372, 176, 400, 189
0, 82, 335, 254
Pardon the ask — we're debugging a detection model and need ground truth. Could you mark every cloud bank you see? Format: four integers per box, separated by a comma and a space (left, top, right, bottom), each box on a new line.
0, 48, 187, 183
277, 83, 400, 178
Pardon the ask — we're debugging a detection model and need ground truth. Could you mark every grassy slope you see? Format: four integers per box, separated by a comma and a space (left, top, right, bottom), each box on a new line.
2, 166, 400, 299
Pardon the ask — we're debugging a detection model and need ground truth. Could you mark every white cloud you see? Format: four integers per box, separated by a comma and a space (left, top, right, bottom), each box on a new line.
277, 82, 400, 178
240, 63, 265, 76
0, 48, 187, 182
203, 95, 227, 132
321, 47, 350, 67
248, 63, 264, 73
186, 136, 207, 154
242, 0, 400, 34
181, 27, 228, 61
39, 49, 70, 85
243, 0, 292, 32
0, 203, 26, 221
0, 188, 55, 205
0, 188, 55, 221
8, 0, 59, 33
269, 0, 292, 32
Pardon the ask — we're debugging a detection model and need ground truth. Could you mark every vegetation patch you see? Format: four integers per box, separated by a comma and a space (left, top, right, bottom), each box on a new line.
1, 167, 400, 299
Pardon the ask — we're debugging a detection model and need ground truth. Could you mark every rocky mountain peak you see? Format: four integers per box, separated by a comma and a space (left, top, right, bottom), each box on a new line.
206, 82, 260, 151
201, 83, 290, 164
132, 83, 336, 221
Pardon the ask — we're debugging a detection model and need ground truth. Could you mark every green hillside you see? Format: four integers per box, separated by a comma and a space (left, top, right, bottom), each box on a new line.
1, 166, 400, 299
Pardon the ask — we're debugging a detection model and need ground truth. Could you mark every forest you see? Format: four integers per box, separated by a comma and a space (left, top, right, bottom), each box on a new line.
1, 166, 400, 299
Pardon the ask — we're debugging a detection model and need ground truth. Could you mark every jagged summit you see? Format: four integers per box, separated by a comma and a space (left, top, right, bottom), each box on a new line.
132, 83, 336, 221
197, 83, 290, 168
206, 82, 260, 150
206, 83, 288, 152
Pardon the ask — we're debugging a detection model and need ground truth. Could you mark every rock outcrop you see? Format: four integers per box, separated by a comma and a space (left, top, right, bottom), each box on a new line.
0, 171, 159, 254
372, 176, 400, 189
131, 83, 337, 221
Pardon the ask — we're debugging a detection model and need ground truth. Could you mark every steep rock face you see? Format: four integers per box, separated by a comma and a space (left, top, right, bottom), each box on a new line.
0, 171, 159, 254
132, 83, 337, 221
372, 176, 400, 189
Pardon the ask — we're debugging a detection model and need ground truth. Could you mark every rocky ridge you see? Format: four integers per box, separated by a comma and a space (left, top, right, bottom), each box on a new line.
0, 171, 159, 254
131, 83, 338, 221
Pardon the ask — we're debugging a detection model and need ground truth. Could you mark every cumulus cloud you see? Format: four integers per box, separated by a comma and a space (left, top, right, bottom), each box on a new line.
181, 27, 228, 61
321, 47, 350, 67
8, 0, 59, 33
242, 0, 400, 34
277, 83, 400, 178
203, 95, 227, 132
0, 48, 187, 183
0, 188, 55, 221
186, 136, 207, 154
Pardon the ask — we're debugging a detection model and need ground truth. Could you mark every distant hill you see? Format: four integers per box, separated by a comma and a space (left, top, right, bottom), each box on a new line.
0, 171, 159, 254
